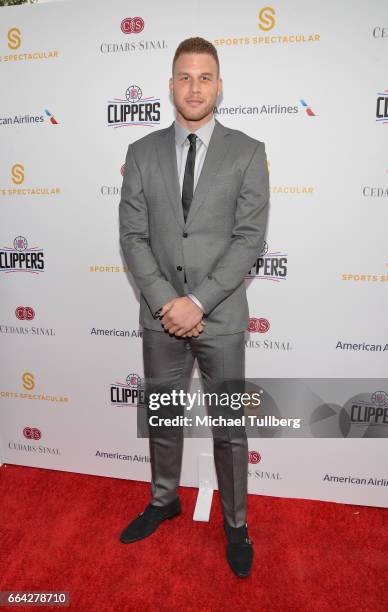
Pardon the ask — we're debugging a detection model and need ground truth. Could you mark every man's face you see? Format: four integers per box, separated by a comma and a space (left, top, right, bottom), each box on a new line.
169, 52, 222, 125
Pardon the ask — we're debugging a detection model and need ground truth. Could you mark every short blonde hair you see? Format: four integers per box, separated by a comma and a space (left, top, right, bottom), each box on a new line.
172, 37, 220, 75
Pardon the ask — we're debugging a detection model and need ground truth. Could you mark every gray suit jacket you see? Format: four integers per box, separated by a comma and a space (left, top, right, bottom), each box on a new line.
119, 119, 269, 335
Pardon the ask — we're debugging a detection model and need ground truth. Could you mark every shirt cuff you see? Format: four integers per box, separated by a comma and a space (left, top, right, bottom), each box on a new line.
187, 294, 205, 313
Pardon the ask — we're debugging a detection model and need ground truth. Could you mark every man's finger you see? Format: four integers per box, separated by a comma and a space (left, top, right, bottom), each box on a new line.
167, 324, 181, 335
161, 312, 174, 325
174, 328, 187, 337
160, 299, 177, 316
161, 320, 172, 331
181, 322, 203, 338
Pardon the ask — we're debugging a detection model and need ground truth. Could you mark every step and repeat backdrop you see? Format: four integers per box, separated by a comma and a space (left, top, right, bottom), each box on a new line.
1, 0, 387, 508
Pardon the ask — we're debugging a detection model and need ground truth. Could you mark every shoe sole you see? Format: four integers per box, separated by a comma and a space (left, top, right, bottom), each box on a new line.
119, 508, 182, 544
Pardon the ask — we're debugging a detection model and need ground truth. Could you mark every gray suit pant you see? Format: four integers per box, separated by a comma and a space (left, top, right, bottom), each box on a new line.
142, 327, 248, 528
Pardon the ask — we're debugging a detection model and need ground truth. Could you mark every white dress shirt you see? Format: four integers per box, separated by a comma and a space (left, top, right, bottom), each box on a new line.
174, 115, 215, 193
174, 116, 216, 314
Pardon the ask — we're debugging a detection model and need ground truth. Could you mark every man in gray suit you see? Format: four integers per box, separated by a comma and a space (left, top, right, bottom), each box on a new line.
119, 37, 269, 577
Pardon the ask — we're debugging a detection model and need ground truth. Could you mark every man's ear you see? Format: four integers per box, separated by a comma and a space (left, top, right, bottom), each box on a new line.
169, 77, 173, 94
218, 77, 223, 97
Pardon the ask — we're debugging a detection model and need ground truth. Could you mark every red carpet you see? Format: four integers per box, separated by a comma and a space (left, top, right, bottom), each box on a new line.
0, 463, 387, 612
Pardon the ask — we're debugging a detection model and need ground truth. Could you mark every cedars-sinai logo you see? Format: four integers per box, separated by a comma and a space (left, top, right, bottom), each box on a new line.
248, 317, 270, 333
15, 306, 35, 320
23, 427, 41, 440
248, 450, 261, 464
100, 16, 166, 54
121, 17, 145, 34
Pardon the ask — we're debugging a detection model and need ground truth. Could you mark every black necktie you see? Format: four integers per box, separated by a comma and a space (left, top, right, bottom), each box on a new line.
181, 133, 197, 222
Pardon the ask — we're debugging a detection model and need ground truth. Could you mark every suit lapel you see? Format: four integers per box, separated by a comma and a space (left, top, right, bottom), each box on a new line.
156, 123, 184, 227
156, 119, 232, 229
185, 120, 231, 227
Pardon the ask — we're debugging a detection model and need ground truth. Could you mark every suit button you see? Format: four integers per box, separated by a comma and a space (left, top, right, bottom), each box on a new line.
208, 274, 212, 279
177, 265, 183, 271
182, 232, 188, 238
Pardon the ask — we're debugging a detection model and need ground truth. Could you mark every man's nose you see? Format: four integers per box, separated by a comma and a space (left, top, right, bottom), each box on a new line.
189, 79, 201, 93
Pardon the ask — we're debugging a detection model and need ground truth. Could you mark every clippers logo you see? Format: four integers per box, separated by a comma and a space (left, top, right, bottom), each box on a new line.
371, 391, 388, 405
248, 450, 261, 464
44, 109, 58, 125
351, 391, 388, 425
371, 391, 388, 406
11, 163, 24, 184
248, 318, 270, 333
376, 91, 388, 124
0, 236, 45, 274
107, 85, 160, 127
15, 306, 35, 320
246, 242, 288, 281
258, 7, 276, 31
8, 27, 21, 50
127, 373, 142, 389
23, 427, 41, 440
110, 373, 145, 405
300, 99, 316, 116
121, 17, 145, 34
15, 236, 27, 250
126, 85, 142, 102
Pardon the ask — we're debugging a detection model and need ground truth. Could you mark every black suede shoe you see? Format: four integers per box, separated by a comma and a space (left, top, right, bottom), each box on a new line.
119, 498, 181, 544
224, 522, 254, 578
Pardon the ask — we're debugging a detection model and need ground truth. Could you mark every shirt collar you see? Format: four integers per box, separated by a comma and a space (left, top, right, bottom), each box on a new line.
174, 115, 215, 148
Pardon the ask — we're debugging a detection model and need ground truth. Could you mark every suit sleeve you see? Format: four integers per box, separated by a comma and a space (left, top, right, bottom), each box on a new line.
192, 141, 269, 315
119, 144, 179, 315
